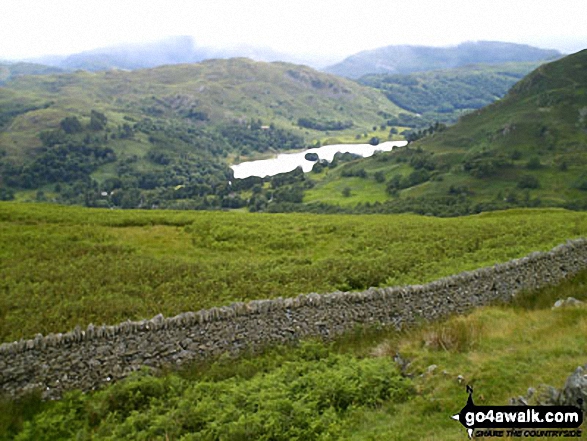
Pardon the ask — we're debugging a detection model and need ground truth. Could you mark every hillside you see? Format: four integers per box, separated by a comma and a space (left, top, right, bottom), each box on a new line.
2, 202, 587, 439
359, 61, 543, 125
324, 41, 561, 79
0, 58, 403, 208
302, 49, 587, 215
2, 202, 587, 343
0, 62, 64, 85
7, 277, 587, 440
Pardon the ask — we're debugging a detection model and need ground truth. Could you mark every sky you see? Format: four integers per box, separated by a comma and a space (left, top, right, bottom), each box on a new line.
1, 0, 586, 62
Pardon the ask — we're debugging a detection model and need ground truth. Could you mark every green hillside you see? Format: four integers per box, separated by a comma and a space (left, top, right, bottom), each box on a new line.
303, 49, 587, 215
0, 62, 64, 86
0, 58, 403, 208
3, 202, 587, 439
0, 58, 399, 156
2, 202, 587, 343
359, 61, 543, 126
7, 279, 587, 440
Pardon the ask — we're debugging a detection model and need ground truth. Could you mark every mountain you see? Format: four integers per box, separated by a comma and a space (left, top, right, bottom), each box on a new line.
324, 41, 562, 79
0, 61, 65, 85
358, 61, 545, 125
303, 49, 587, 215
0, 58, 403, 208
32, 36, 213, 71
29, 35, 332, 71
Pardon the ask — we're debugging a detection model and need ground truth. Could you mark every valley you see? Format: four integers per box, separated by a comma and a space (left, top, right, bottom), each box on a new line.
2, 24, 587, 440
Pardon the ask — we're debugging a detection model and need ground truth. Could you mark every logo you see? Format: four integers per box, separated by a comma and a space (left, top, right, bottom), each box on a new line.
451, 386, 583, 438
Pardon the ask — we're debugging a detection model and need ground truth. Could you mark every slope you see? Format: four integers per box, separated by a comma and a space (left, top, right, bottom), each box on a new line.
359, 61, 544, 125
0, 58, 403, 207
303, 49, 587, 214
0, 58, 401, 157
0, 62, 65, 86
324, 41, 561, 79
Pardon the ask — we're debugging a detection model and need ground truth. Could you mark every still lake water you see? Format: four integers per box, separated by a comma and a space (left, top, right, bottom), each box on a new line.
231, 140, 408, 179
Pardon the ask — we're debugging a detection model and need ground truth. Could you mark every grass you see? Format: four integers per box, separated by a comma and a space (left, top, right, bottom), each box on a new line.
4, 269, 587, 440
304, 175, 390, 205
2, 202, 587, 344
304, 159, 411, 206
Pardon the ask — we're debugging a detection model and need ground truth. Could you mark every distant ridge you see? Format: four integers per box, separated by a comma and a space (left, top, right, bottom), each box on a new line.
323, 41, 562, 79
0, 61, 65, 85
29, 36, 332, 72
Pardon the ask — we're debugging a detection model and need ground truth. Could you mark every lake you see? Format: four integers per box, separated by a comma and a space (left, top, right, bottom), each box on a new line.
231, 140, 408, 179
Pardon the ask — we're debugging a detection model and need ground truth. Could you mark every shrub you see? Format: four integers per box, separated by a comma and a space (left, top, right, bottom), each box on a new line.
517, 174, 540, 189
526, 156, 542, 170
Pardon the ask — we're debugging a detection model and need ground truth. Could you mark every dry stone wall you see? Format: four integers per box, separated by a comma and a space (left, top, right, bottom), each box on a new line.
2, 239, 587, 399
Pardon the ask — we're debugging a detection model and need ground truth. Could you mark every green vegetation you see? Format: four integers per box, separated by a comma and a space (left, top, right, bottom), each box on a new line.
5, 344, 413, 440
298, 117, 354, 131
5, 51, 586, 217
5, 266, 587, 440
0, 58, 405, 208
301, 50, 587, 215
360, 62, 544, 126
0, 62, 64, 86
3, 202, 587, 344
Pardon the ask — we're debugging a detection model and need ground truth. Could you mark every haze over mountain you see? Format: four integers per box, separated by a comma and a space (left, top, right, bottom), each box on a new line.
0, 62, 65, 85
28, 36, 337, 72
20, 37, 564, 78
324, 41, 563, 79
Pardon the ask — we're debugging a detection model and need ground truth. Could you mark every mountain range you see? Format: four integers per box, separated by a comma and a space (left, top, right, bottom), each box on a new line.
27, 36, 337, 71
1, 37, 586, 215
324, 41, 562, 79
14, 38, 562, 79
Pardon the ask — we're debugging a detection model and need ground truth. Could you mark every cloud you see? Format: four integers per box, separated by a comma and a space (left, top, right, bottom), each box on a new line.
0, 0, 585, 60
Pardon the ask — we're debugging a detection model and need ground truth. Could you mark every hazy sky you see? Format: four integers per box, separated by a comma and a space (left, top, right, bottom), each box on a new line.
1, 0, 585, 61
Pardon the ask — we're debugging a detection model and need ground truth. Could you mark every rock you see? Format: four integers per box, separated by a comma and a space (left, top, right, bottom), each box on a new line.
553, 297, 584, 309
535, 385, 560, 406
393, 352, 411, 375
558, 366, 587, 410
427, 364, 438, 374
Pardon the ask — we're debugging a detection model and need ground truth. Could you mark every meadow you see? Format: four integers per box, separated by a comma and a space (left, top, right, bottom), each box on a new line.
2, 202, 587, 343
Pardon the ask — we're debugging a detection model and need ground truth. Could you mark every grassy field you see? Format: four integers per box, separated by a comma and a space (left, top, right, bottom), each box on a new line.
4, 269, 587, 440
2, 202, 587, 344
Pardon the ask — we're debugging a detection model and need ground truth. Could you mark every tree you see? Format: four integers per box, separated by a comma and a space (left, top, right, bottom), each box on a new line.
517, 174, 540, 189
342, 187, 352, 197
60, 116, 83, 134
89, 110, 107, 131
526, 156, 542, 170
